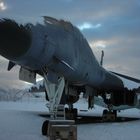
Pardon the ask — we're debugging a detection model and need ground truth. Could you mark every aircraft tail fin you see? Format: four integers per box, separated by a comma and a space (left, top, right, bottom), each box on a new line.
100, 50, 104, 66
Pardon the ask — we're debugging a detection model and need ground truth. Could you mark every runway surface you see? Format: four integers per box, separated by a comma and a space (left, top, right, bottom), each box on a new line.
0, 98, 140, 140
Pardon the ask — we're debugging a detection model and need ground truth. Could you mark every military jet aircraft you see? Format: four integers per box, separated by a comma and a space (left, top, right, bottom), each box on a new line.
0, 16, 140, 130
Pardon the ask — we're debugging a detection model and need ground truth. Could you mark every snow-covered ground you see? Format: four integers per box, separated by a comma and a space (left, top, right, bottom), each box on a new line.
0, 97, 140, 140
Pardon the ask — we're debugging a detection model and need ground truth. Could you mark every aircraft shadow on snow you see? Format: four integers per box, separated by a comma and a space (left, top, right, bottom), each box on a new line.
38, 113, 140, 124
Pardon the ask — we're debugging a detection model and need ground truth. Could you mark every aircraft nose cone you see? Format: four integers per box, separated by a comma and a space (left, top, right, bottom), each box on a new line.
0, 19, 31, 60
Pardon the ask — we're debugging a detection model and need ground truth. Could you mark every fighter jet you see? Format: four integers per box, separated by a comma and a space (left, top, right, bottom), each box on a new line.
0, 17, 140, 129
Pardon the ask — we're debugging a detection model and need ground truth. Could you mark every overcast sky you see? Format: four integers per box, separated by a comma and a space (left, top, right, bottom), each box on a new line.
0, 0, 140, 89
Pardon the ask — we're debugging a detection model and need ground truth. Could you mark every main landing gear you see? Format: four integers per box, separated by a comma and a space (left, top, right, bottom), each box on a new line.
102, 104, 117, 122
102, 109, 117, 122
65, 107, 78, 120
102, 93, 117, 122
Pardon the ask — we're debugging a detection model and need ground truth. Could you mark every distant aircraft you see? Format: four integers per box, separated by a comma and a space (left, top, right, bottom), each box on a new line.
0, 16, 140, 132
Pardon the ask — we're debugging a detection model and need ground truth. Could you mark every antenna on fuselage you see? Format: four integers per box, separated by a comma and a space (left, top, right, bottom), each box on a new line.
100, 50, 104, 66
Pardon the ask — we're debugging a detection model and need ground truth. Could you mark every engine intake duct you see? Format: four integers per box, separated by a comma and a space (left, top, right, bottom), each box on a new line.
0, 19, 31, 60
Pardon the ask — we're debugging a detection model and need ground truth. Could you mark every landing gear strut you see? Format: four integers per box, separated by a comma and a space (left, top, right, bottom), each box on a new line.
41, 69, 65, 136
43, 76, 65, 119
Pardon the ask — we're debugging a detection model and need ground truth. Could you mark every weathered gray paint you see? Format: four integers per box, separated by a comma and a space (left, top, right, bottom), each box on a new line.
0, 17, 124, 91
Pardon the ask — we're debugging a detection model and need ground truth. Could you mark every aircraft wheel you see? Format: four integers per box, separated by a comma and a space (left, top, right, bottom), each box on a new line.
113, 110, 117, 118
42, 120, 49, 136
103, 109, 108, 115
65, 108, 77, 120
73, 108, 78, 120
102, 110, 117, 122
108, 110, 117, 122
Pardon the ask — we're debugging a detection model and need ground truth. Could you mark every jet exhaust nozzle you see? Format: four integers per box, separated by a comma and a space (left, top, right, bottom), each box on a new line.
0, 19, 31, 60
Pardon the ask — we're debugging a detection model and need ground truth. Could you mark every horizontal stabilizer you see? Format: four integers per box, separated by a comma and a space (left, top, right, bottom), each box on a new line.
110, 71, 140, 83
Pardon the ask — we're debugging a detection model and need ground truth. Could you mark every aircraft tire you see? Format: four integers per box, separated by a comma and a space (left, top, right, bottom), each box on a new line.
103, 109, 108, 115
65, 108, 78, 120
42, 120, 49, 136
